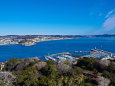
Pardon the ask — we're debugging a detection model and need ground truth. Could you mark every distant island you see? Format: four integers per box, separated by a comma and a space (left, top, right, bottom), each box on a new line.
0, 34, 115, 46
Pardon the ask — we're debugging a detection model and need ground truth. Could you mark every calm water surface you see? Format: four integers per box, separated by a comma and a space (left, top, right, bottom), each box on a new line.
0, 37, 115, 62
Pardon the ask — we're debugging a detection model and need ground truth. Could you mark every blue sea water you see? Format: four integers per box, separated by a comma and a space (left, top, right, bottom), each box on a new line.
0, 37, 115, 62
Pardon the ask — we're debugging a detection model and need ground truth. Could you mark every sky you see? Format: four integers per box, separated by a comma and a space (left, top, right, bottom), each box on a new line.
0, 0, 115, 35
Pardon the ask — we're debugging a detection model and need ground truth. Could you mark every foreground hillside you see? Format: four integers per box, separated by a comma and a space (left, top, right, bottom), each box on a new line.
0, 57, 115, 86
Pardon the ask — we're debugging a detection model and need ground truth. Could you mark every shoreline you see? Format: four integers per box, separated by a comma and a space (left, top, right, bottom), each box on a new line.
0, 38, 74, 46
25, 38, 74, 46
1, 36, 115, 46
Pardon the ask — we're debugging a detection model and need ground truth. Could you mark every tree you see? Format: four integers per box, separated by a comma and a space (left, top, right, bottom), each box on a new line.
5, 58, 22, 71
57, 76, 63, 86
0, 72, 16, 86
96, 76, 110, 86
77, 74, 84, 86
77, 57, 100, 71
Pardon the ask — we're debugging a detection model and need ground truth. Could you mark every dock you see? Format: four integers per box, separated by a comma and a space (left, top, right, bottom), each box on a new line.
74, 51, 90, 53
49, 52, 70, 56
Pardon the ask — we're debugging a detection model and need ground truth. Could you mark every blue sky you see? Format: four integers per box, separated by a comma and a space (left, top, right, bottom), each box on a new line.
0, 0, 115, 35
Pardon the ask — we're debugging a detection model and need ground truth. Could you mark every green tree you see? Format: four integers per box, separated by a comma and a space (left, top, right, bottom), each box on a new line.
77, 74, 84, 86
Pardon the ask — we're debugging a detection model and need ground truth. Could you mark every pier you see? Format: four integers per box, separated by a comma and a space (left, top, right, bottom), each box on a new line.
49, 52, 70, 57
74, 51, 90, 53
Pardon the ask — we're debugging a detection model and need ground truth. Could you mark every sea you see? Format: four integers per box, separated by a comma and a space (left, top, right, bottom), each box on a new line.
0, 37, 115, 62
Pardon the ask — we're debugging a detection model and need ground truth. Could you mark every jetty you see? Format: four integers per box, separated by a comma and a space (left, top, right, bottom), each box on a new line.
49, 52, 70, 56
74, 51, 90, 53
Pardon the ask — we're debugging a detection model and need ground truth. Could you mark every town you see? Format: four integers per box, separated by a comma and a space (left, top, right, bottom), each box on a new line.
0, 35, 74, 46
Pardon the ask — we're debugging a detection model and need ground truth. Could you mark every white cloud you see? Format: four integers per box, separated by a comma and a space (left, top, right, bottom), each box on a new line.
103, 14, 115, 31
102, 9, 115, 32
92, 9, 115, 34
105, 9, 115, 18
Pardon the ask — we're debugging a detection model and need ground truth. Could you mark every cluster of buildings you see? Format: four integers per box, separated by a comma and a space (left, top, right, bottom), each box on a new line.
0, 35, 72, 46
0, 38, 18, 45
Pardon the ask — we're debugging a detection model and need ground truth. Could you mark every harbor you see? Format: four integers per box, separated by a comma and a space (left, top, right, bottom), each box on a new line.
82, 49, 115, 60
45, 49, 115, 62
45, 52, 80, 62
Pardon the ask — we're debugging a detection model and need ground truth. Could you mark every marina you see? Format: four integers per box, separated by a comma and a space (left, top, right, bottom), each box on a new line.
45, 49, 115, 62
45, 52, 80, 62
83, 49, 115, 60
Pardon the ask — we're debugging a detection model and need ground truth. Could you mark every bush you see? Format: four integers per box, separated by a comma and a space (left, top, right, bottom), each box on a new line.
5, 58, 22, 71
77, 57, 100, 71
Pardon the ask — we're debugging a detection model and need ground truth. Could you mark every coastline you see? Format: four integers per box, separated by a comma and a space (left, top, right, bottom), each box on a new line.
27, 38, 74, 46
0, 38, 74, 46
35, 38, 74, 42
